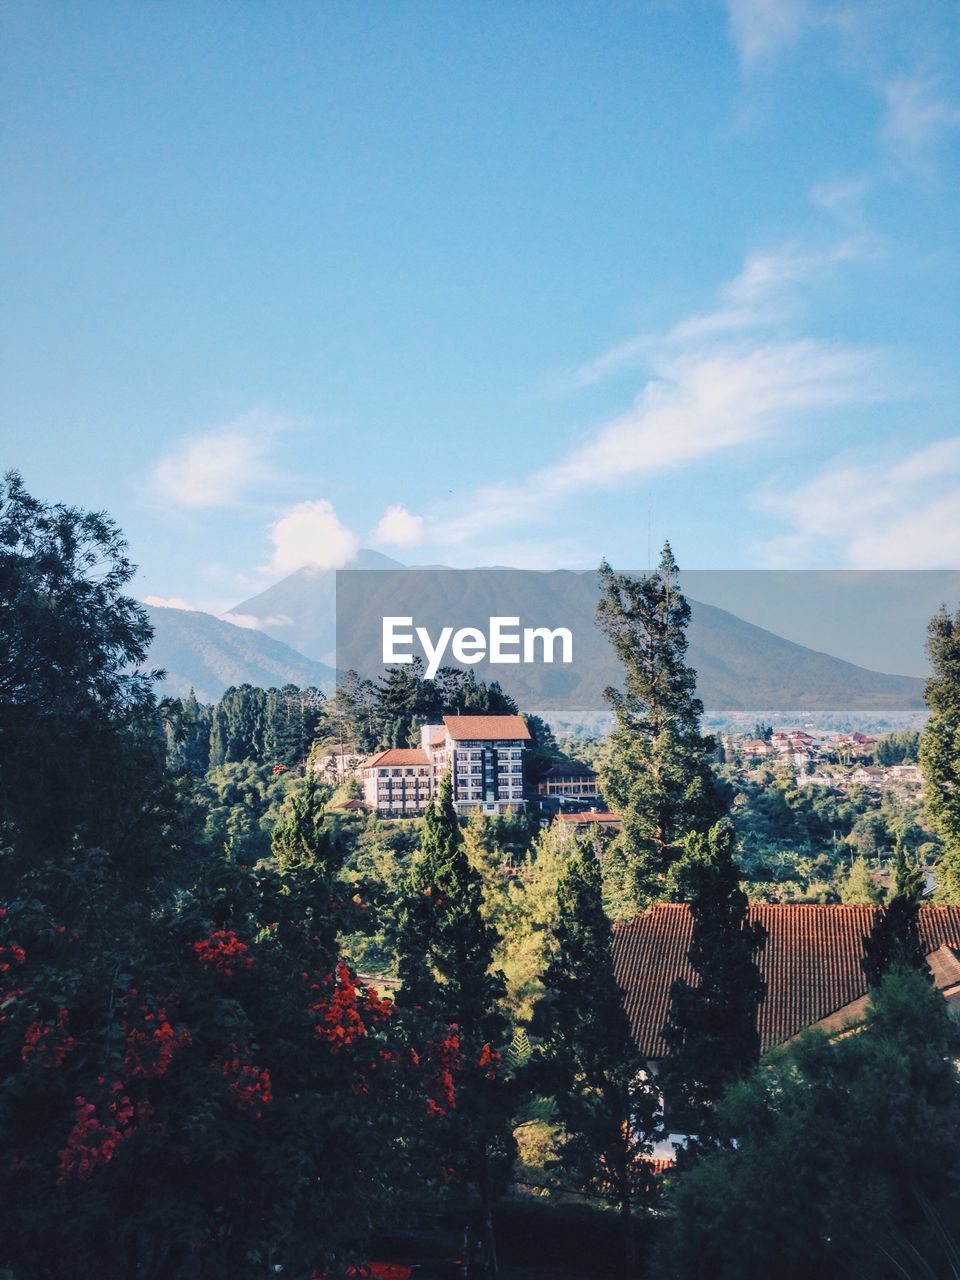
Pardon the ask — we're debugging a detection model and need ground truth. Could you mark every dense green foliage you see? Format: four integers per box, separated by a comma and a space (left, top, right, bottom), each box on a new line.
0, 479, 481, 1279
532, 837, 658, 1278
659, 822, 766, 1136
863, 842, 930, 987
596, 545, 723, 911
921, 606, 960, 903
655, 969, 960, 1279
396, 773, 514, 1277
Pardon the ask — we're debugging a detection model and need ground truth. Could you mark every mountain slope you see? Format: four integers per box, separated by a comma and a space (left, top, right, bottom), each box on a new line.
230, 560, 926, 716
229, 548, 402, 664
143, 605, 336, 704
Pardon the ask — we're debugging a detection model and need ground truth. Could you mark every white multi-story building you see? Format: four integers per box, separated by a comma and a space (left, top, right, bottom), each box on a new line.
360, 747, 434, 818
361, 714, 531, 817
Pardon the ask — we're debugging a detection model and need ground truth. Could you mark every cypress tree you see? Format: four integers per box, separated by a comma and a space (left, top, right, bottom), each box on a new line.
272, 778, 343, 881
863, 840, 930, 987
659, 821, 766, 1139
920, 605, 960, 903
596, 544, 723, 910
534, 837, 658, 1278
396, 773, 511, 1278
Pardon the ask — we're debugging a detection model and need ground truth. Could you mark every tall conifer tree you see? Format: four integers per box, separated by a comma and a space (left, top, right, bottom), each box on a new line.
659, 821, 766, 1138
597, 544, 722, 909
534, 836, 658, 1278
920, 604, 960, 902
863, 840, 930, 987
396, 773, 512, 1278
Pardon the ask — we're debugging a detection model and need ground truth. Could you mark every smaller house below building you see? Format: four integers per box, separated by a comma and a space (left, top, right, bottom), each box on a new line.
537, 761, 600, 802
554, 808, 622, 837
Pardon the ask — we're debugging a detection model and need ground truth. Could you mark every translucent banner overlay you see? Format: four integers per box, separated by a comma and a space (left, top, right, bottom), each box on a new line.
336, 569, 960, 734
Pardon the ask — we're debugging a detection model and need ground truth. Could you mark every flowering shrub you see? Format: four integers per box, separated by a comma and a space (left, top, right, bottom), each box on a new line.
215, 1039, 273, 1119
121, 991, 191, 1079
191, 928, 253, 975
422, 1027, 463, 1117
21, 1009, 76, 1068
307, 961, 393, 1052
56, 1088, 140, 1184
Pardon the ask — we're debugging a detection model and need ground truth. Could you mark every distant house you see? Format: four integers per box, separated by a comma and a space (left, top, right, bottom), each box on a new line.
741, 738, 774, 758
612, 903, 960, 1069
361, 714, 531, 817
849, 765, 887, 787
797, 771, 840, 789
537, 761, 600, 801
887, 763, 922, 785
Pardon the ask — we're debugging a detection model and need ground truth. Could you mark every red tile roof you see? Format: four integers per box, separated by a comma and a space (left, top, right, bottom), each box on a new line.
442, 714, 531, 741
556, 809, 621, 827
362, 748, 431, 768
612, 903, 960, 1059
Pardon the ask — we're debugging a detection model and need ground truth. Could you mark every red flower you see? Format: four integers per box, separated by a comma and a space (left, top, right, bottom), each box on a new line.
306, 962, 392, 1053
191, 929, 252, 976
22, 1009, 76, 1068
215, 1039, 272, 1119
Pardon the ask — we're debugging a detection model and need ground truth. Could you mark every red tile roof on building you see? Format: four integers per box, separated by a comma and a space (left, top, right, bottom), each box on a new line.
555, 810, 621, 827
442, 714, 531, 741
612, 903, 960, 1059
362, 748, 431, 768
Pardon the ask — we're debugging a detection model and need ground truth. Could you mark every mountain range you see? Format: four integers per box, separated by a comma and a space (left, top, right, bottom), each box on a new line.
144, 605, 336, 704
142, 553, 929, 724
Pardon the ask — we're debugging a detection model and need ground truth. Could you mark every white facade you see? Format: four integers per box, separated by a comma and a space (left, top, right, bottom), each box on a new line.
360, 715, 531, 818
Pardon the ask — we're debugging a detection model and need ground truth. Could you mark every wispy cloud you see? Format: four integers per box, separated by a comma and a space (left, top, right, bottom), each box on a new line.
725, 0, 810, 71
428, 239, 882, 551
758, 436, 960, 566
881, 73, 960, 170
147, 412, 286, 509
371, 503, 426, 547
143, 595, 195, 611
261, 499, 359, 575
219, 611, 294, 631
141, 593, 293, 630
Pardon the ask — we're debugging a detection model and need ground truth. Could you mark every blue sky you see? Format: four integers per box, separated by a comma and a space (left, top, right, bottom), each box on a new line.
2, 0, 959, 619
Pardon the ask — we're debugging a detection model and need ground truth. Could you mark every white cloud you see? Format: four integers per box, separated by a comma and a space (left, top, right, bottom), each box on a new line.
428, 239, 880, 551
219, 611, 294, 631
371, 504, 426, 547
881, 74, 960, 168
143, 595, 196, 611
759, 436, 960, 567
261, 500, 359, 575
725, 0, 809, 70
147, 413, 282, 509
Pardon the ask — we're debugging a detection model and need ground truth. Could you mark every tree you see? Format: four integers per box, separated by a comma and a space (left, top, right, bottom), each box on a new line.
208, 684, 267, 766
532, 837, 659, 1278
272, 777, 333, 870
862, 840, 929, 987
653, 969, 960, 1280
596, 545, 723, 910
0, 479, 419, 1278
0, 471, 180, 886
659, 821, 766, 1138
920, 605, 960, 903
263, 684, 326, 766
396, 773, 513, 1278
838, 855, 882, 904
163, 690, 212, 776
